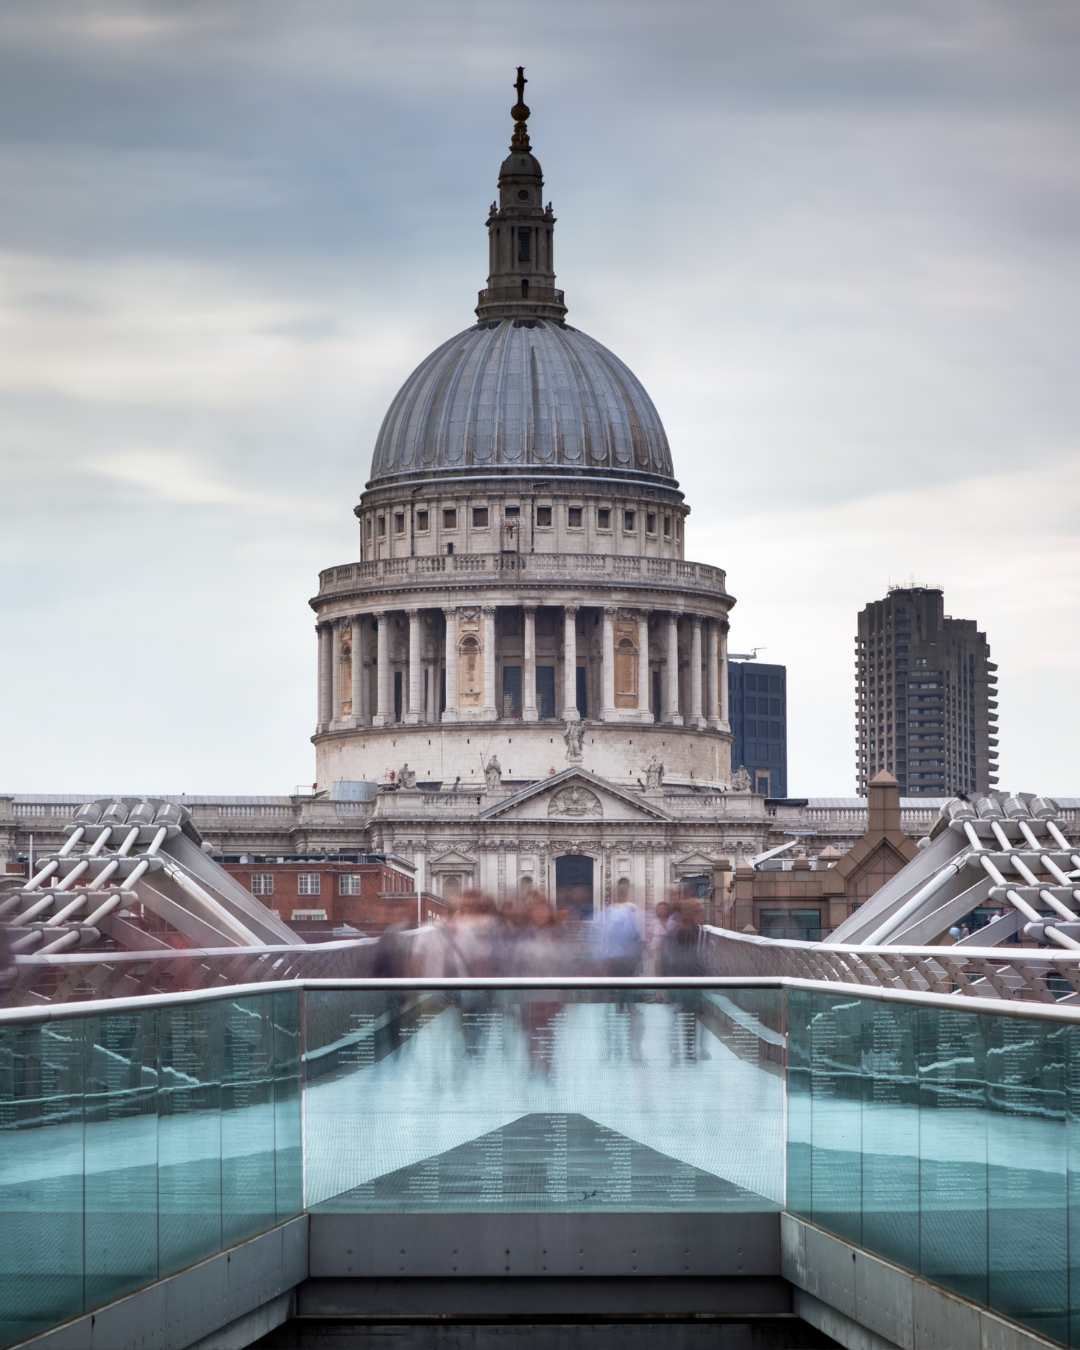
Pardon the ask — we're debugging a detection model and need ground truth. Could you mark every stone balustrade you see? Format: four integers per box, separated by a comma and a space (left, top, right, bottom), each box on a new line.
318, 552, 728, 598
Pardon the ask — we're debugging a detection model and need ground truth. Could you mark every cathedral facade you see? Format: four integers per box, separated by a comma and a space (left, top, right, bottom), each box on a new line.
309, 72, 746, 914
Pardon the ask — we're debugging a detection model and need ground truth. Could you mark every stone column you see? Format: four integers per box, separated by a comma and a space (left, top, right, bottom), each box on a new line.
350, 615, 366, 725
707, 620, 721, 729
482, 605, 497, 718
522, 604, 538, 722
373, 611, 391, 727
663, 613, 683, 725
689, 616, 704, 728
405, 609, 422, 724
443, 607, 459, 722
425, 660, 436, 724
637, 610, 653, 722
562, 605, 580, 720
330, 620, 344, 724
600, 607, 617, 721
720, 623, 731, 728
316, 623, 332, 730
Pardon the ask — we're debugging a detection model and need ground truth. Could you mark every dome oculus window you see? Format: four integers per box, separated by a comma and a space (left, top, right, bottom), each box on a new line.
535, 505, 553, 528
443, 508, 458, 530
394, 511, 405, 534
415, 508, 430, 532
623, 509, 636, 532
567, 506, 583, 528
472, 506, 489, 528
377, 514, 386, 537
596, 507, 611, 530
646, 511, 657, 535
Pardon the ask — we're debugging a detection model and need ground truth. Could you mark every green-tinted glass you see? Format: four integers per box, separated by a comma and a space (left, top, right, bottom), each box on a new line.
83, 1008, 159, 1308
158, 998, 222, 1276
986, 1015, 1066, 1344
786, 988, 812, 1220
221, 995, 276, 1244
0, 1019, 86, 1349
304, 987, 785, 1213
808, 992, 863, 1244
272, 989, 303, 1223
861, 998, 918, 1269
918, 1006, 987, 1306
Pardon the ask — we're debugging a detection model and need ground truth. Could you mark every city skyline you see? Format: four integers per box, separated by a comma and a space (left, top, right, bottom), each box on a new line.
2, 2, 1079, 794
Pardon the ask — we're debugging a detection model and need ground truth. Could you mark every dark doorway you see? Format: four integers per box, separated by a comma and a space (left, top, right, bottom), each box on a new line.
502, 664, 522, 718
536, 665, 556, 719
652, 668, 662, 721
576, 666, 589, 719
393, 671, 403, 723
555, 854, 594, 920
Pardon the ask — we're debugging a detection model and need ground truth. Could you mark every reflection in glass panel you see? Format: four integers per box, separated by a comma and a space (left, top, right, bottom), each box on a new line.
84, 1009, 159, 1309
158, 999, 222, 1276
987, 1015, 1066, 1345
272, 990, 303, 1223
1068, 1026, 1080, 1349
222, 996, 276, 1244
0, 1020, 85, 1349
786, 989, 812, 1220
303, 988, 784, 1212
809, 993, 862, 1244
861, 999, 918, 1270
918, 1007, 987, 1307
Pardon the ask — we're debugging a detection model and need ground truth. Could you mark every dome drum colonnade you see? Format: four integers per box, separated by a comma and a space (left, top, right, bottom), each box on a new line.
311, 67, 735, 789
315, 601, 731, 732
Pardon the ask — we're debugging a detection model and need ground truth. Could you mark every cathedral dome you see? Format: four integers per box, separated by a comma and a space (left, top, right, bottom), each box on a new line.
368, 318, 675, 488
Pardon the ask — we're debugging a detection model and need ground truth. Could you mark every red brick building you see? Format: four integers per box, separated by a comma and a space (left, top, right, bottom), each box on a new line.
723, 772, 918, 940
221, 853, 444, 938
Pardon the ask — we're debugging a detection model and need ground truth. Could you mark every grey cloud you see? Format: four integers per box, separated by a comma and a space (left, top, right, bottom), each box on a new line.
1, 0, 1078, 792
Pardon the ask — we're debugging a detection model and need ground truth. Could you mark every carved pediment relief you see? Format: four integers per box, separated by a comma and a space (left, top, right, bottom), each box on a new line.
548, 786, 603, 818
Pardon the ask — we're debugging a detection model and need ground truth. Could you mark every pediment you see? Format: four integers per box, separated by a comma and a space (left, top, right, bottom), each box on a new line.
480, 769, 671, 823
429, 847, 476, 868
675, 850, 719, 869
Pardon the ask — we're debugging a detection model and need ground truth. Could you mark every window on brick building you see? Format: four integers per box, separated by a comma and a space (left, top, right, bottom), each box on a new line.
250, 873, 274, 896
339, 874, 362, 896
297, 872, 321, 896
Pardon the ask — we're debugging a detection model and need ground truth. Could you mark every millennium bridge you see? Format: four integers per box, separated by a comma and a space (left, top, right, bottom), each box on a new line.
3, 792, 1080, 1349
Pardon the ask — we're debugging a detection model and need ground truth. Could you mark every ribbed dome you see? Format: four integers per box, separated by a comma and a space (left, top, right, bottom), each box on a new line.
368, 320, 675, 486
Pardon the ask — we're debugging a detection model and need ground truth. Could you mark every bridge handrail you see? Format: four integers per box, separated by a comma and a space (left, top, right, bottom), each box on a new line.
9, 972, 1080, 1024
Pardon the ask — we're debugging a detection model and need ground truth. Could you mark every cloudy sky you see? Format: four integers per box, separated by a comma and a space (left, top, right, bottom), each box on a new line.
2, 0, 1078, 796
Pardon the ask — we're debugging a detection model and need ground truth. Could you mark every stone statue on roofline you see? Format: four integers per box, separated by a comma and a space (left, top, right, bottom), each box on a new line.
644, 758, 664, 790
484, 755, 502, 789
398, 763, 417, 789
731, 765, 752, 792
